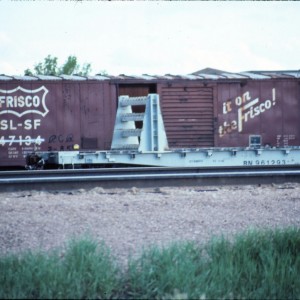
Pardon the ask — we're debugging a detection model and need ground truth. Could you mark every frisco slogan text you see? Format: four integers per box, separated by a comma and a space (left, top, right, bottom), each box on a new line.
219, 88, 276, 137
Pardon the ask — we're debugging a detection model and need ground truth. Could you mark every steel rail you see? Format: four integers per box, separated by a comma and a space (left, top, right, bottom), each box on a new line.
1, 167, 300, 184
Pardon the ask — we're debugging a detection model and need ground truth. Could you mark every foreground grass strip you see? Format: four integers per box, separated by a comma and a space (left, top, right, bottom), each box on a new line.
0, 237, 120, 299
126, 227, 300, 299
1, 227, 299, 299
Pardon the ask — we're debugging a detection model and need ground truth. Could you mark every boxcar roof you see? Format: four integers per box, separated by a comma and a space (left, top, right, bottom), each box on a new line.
0, 69, 299, 81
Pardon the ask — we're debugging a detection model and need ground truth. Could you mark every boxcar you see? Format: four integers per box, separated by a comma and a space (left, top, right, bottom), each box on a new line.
0, 75, 116, 168
0, 69, 299, 168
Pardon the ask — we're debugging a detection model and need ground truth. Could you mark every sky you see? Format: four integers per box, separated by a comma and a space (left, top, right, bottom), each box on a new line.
0, 1, 300, 76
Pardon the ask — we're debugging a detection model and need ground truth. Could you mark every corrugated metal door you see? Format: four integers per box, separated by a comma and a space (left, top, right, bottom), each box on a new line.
160, 83, 214, 148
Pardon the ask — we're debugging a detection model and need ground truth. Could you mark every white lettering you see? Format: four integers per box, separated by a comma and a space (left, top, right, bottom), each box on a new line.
238, 99, 259, 132
223, 102, 227, 114
1, 119, 42, 130
0, 96, 5, 107
18, 96, 25, 107
25, 96, 32, 107
238, 98, 273, 132
33, 119, 41, 129
235, 96, 242, 106
0, 135, 45, 146
218, 120, 238, 137
10, 120, 17, 130
265, 99, 272, 109
0, 86, 49, 117
243, 91, 251, 103
24, 119, 32, 130
6, 96, 13, 107
272, 88, 276, 105
33, 95, 39, 107
220, 88, 277, 137
0, 95, 41, 108
0, 120, 8, 130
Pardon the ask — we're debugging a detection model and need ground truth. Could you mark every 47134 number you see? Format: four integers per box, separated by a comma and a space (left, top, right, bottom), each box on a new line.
0, 135, 44, 146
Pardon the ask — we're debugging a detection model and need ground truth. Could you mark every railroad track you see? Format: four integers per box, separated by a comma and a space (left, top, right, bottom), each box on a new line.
1, 166, 300, 192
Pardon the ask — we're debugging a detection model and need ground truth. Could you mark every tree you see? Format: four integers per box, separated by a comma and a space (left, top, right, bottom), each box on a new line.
24, 55, 92, 76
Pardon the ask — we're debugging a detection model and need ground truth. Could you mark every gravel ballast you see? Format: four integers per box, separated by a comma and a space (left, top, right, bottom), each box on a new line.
1, 183, 299, 265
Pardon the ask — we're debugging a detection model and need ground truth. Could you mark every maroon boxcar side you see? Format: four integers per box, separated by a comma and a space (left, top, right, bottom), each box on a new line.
0, 76, 116, 167
215, 79, 300, 147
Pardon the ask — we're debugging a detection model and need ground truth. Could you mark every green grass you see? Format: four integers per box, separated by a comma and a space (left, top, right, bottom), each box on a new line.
0, 237, 120, 299
1, 227, 299, 299
125, 227, 300, 299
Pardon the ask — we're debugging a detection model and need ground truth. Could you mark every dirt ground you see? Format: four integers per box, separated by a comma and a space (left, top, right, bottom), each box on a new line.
0, 183, 299, 265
